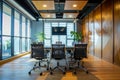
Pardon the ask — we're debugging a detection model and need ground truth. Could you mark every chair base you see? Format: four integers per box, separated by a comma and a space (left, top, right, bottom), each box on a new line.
50, 62, 66, 75
28, 60, 49, 75
69, 60, 88, 74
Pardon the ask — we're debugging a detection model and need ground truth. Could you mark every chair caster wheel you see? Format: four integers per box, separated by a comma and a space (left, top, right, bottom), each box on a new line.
65, 67, 67, 70
33, 68, 35, 71
86, 71, 88, 74
40, 72, 42, 75
28, 72, 31, 75
50, 67, 52, 70
63, 72, 66, 74
46, 68, 49, 70
50, 72, 53, 75
73, 72, 76, 74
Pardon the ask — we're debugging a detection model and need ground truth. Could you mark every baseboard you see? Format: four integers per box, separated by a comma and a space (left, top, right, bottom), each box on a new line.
0, 52, 30, 65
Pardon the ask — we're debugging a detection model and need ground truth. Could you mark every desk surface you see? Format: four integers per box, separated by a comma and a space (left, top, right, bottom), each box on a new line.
44, 46, 74, 49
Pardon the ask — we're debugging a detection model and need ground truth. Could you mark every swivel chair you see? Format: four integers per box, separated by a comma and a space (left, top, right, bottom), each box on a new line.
28, 44, 49, 75
50, 44, 67, 74
71, 44, 88, 74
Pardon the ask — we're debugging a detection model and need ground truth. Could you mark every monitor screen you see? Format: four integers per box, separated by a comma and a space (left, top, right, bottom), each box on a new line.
52, 27, 66, 35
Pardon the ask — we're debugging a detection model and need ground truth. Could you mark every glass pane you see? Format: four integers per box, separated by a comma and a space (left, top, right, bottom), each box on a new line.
44, 23, 51, 38
27, 39, 31, 51
2, 4, 11, 35
44, 40, 51, 47
59, 22, 66, 27
59, 35, 66, 45
67, 40, 74, 47
14, 11, 20, 36
2, 37, 11, 59
22, 38, 26, 52
52, 36, 58, 44
27, 20, 31, 37
22, 16, 26, 37
52, 22, 58, 27
67, 23, 74, 39
14, 37, 20, 55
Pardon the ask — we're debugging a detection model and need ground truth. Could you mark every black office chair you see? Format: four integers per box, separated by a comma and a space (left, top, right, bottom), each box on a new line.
28, 44, 49, 75
70, 44, 88, 74
50, 44, 67, 75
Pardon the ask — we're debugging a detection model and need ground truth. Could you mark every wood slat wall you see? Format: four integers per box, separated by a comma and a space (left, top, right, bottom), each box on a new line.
114, 0, 120, 66
81, 0, 120, 65
94, 5, 102, 58
88, 11, 95, 55
101, 0, 113, 63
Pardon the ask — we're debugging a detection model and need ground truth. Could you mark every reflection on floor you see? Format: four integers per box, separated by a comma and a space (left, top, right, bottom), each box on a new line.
0, 54, 120, 80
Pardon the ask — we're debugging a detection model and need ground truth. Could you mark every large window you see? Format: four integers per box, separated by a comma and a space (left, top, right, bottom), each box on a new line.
2, 4, 11, 59
44, 22, 75, 47
14, 11, 20, 36
27, 38, 31, 51
2, 4, 11, 35
27, 20, 31, 51
2, 37, 11, 59
22, 38, 26, 52
0, 2, 31, 60
27, 20, 31, 38
22, 16, 26, 37
14, 37, 20, 55
67, 23, 74, 46
44, 23, 51, 47
14, 11, 20, 55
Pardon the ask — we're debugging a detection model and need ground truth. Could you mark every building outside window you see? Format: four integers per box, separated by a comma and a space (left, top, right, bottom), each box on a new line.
2, 4, 11, 59
44, 21, 75, 47
14, 11, 20, 55
0, 3, 31, 60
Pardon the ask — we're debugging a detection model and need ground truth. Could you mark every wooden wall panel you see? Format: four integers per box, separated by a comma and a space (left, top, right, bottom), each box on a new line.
84, 15, 89, 43
81, 0, 120, 65
101, 0, 113, 63
77, 20, 82, 33
82, 18, 85, 38
88, 11, 95, 55
94, 5, 102, 58
114, 0, 120, 65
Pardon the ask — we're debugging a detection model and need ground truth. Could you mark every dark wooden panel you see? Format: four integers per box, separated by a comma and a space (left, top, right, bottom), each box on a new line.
77, 20, 82, 33
114, 0, 120, 65
82, 16, 89, 43
88, 11, 94, 55
101, 0, 113, 63
94, 5, 102, 58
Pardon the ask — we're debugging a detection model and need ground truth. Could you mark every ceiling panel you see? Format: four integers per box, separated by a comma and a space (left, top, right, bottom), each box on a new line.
64, 0, 88, 10
40, 13, 56, 18
32, 0, 55, 10
63, 13, 79, 18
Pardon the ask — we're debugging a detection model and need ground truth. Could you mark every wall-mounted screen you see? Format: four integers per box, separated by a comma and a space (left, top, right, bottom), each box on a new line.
52, 27, 66, 35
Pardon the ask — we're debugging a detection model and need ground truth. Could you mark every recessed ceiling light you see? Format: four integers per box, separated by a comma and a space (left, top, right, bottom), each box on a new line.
73, 4, 77, 7
69, 15, 72, 18
43, 4, 47, 8
47, 15, 50, 18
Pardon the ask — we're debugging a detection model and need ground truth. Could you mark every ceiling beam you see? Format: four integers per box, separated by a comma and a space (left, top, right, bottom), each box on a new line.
86, 3, 98, 6
38, 10, 81, 13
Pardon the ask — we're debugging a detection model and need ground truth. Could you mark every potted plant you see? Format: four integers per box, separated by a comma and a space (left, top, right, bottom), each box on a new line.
35, 32, 46, 44
70, 31, 83, 44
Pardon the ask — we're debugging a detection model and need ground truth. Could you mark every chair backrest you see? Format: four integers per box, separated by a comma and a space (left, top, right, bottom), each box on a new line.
74, 44, 87, 60
56, 41, 62, 44
31, 44, 44, 60
51, 44, 65, 60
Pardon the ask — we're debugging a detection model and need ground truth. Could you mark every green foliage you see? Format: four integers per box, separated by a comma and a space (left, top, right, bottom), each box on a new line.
35, 32, 46, 42
70, 31, 83, 42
